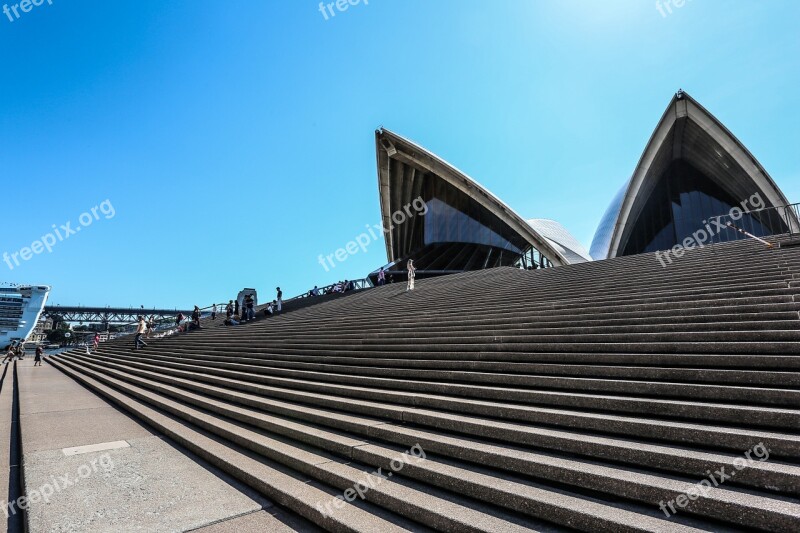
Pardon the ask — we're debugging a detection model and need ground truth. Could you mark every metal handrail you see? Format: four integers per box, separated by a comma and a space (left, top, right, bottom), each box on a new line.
90, 301, 227, 341
707, 202, 800, 246
292, 279, 372, 300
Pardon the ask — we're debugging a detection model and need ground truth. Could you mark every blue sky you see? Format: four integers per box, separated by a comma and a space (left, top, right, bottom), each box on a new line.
2, 0, 798, 308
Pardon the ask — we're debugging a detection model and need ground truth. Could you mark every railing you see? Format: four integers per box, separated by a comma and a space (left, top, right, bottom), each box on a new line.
707, 203, 800, 247
82, 301, 227, 343
69, 278, 379, 347
291, 279, 372, 300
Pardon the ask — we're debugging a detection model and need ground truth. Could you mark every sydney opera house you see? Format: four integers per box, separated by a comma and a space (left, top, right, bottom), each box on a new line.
371, 91, 793, 281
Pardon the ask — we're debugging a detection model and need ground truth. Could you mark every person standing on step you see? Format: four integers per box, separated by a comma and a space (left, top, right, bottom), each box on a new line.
276, 287, 282, 313
191, 306, 202, 329
134, 316, 148, 350
406, 259, 416, 291
234, 298, 240, 320
245, 295, 255, 321
226, 300, 234, 319
34, 344, 43, 366
211, 303, 218, 320
377, 267, 386, 286
92, 332, 100, 352
146, 315, 155, 338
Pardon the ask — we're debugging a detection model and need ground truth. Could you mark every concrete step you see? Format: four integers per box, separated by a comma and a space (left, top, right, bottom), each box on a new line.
49, 358, 595, 533
114, 344, 800, 370
47, 359, 436, 533
59, 352, 800, 457
99, 349, 800, 387
58, 354, 800, 497
83, 351, 800, 408
51, 355, 776, 532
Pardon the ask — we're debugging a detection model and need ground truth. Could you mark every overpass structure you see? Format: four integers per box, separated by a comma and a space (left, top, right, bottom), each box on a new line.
43, 306, 188, 325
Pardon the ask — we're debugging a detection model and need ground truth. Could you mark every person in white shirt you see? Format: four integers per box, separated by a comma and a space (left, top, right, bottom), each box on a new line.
134, 316, 148, 350
406, 259, 416, 291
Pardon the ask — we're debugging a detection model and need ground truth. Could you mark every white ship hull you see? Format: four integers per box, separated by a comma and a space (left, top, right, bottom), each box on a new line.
0, 285, 51, 348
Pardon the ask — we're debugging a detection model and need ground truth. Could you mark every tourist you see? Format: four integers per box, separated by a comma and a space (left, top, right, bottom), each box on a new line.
191, 306, 202, 329
377, 267, 386, 286
146, 315, 155, 338
93, 333, 100, 352
15, 342, 25, 359
134, 316, 148, 350
234, 298, 240, 319
211, 304, 217, 320
265, 301, 274, 317
175, 312, 185, 332
3, 346, 15, 365
407, 259, 416, 291
34, 344, 43, 366
245, 295, 255, 321
276, 287, 282, 313
226, 300, 234, 319
223, 317, 239, 326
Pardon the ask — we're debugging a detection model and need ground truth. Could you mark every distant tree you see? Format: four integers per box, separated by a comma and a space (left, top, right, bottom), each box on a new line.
46, 329, 67, 344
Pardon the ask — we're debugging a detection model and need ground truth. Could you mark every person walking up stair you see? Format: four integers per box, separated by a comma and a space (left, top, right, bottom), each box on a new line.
134, 316, 148, 350
407, 259, 416, 291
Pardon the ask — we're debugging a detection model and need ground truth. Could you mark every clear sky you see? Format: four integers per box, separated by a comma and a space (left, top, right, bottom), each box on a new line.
2, 0, 798, 308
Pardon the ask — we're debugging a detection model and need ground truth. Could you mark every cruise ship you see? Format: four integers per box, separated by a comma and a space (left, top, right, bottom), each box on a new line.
0, 285, 51, 348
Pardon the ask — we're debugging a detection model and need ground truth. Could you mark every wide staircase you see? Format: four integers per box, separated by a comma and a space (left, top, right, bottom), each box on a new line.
48, 237, 800, 532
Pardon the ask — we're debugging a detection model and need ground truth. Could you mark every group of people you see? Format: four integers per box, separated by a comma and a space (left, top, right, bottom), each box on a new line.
3, 342, 44, 366
308, 280, 355, 296
305, 261, 417, 297
376, 260, 416, 291
3, 341, 26, 364
223, 287, 283, 326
